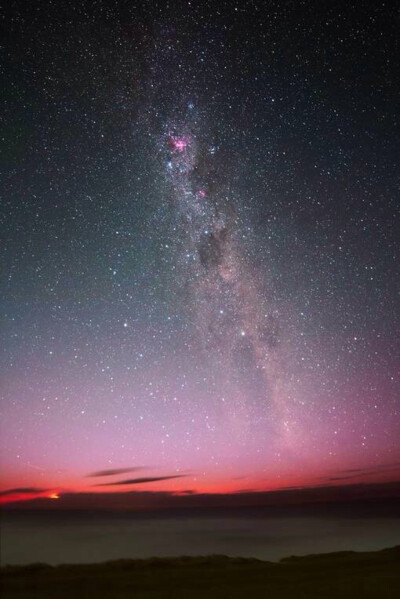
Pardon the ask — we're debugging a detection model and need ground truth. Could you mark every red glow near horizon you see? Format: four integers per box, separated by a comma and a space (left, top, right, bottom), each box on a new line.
0, 489, 61, 505
1, 461, 399, 507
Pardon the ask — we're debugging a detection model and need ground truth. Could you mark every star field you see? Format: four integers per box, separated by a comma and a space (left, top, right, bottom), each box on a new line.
1, 0, 399, 499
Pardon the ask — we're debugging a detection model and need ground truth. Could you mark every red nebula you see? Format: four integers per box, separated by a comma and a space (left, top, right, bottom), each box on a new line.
168, 136, 188, 152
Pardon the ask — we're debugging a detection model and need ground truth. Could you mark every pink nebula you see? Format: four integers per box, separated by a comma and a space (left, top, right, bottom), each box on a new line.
169, 136, 188, 152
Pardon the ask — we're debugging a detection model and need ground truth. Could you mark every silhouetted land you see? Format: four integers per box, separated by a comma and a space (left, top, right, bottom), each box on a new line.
1, 546, 399, 598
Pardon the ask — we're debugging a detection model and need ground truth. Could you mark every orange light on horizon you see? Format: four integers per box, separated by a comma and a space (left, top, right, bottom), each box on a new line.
49, 492, 59, 499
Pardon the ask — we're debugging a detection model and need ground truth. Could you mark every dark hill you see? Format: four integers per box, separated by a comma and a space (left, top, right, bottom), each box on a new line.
2, 545, 400, 598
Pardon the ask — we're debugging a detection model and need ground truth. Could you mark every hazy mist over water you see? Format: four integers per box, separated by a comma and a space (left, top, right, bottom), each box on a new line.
2, 514, 399, 565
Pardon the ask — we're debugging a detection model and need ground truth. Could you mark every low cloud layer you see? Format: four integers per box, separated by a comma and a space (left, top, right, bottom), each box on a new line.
2, 481, 400, 514
0, 487, 51, 505
0, 487, 47, 497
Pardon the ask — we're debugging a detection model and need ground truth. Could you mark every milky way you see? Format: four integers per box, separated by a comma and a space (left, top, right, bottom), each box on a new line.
158, 109, 284, 439
1, 1, 399, 502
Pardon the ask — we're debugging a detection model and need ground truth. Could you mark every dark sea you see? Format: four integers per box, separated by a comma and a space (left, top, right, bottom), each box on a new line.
1, 511, 400, 565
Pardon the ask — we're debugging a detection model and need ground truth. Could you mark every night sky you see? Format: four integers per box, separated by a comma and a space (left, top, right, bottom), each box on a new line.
2, 0, 400, 505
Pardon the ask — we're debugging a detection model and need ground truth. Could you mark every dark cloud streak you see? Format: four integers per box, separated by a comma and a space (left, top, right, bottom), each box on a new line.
86, 467, 145, 478
94, 475, 187, 487
0, 487, 48, 497
322, 462, 400, 484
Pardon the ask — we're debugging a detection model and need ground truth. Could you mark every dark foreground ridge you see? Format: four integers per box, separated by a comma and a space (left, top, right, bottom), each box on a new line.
1, 546, 399, 598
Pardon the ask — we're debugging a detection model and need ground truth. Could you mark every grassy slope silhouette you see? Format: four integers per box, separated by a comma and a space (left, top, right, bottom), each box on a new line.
1, 546, 399, 598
